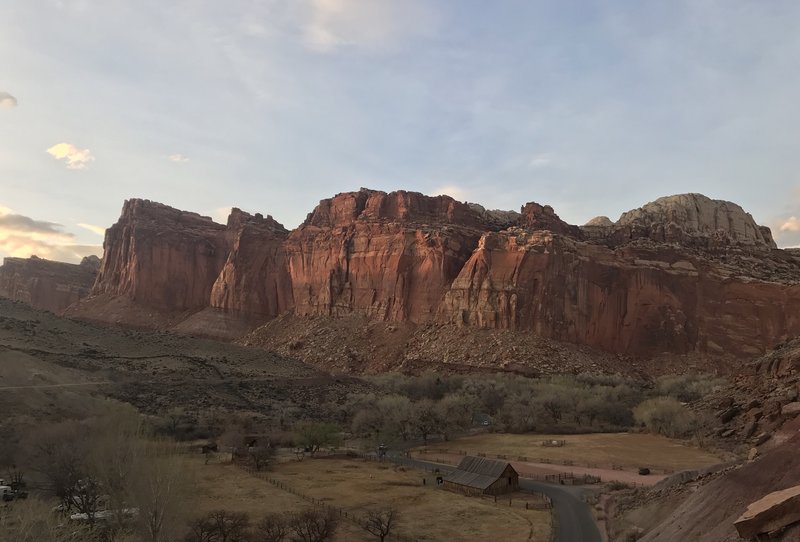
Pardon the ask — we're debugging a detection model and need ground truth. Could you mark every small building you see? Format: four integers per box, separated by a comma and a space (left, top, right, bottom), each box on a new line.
443, 456, 519, 496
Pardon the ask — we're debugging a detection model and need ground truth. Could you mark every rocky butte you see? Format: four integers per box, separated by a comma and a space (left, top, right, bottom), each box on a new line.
63, 190, 800, 364
0, 255, 100, 312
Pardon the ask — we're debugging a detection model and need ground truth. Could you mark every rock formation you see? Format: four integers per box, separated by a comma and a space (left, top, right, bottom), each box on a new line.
93, 199, 229, 312
65, 189, 800, 362
286, 189, 497, 323
0, 255, 99, 312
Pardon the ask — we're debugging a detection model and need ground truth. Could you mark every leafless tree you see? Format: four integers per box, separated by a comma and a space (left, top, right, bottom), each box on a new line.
361, 507, 397, 542
130, 441, 191, 542
254, 514, 288, 541
249, 446, 276, 471
287, 509, 337, 542
185, 510, 250, 542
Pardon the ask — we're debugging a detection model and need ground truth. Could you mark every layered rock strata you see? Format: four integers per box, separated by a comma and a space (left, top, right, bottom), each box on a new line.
67, 190, 800, 360
0, 255, 100, 312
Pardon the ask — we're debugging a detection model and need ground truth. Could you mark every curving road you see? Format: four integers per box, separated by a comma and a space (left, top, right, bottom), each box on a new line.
387, 453, 601, 542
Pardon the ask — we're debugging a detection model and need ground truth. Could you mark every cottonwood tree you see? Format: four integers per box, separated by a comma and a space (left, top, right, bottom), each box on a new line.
254, 514, 288, 542
294, 423, 341, 457
249, 445, 276, 471
27, 421, 93, 516
411, 400, 441, 443
361, 508, 397, 542
185, 510, 250, 542
288, 510, 337, 542
130, 442, 190, 542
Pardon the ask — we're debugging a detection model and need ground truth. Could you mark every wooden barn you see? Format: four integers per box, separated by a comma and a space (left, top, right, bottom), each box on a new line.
443, 456, 519, 496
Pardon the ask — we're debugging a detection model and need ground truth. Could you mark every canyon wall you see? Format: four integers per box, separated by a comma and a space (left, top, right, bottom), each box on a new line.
0, 255, 99, 312
66, 189, 800, 360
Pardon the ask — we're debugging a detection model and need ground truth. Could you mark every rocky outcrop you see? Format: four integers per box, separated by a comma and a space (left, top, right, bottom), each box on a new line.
437, 228, 800, 358
0, 255, 99, 312
66, 190, 800, 361
517, 202, 582, 237
614, 193, 777, 248
286, 189, 492, 323
92, 199, 229, 312
209, 208, 292, 319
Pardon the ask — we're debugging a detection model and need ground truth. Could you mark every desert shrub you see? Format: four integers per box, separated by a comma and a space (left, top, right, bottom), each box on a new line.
633, 397, 698, 438
656, 374, 726, 403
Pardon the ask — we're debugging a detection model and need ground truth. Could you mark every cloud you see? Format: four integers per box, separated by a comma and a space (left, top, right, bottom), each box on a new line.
168, 153, 189, 163
0, 206, 100, 263
303, 0, 438, 53
529, 153, 555, 168
0, 214, 68, 236
46, 143, 95, 170
77, 223, 106, 236
780, 217, 800, 232
431, 185, 467, 201
0, 92, 17, 109
210, 206, 233, 224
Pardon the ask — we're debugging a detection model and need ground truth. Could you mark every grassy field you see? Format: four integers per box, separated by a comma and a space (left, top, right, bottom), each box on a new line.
415, 432, 728, 472
192, 456, 551, 542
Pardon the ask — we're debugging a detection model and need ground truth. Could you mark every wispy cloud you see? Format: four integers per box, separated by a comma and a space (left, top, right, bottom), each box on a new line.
210, 206, 233, 224
303, 0, 438, 53
0, 206, 100, 263
780, 216, 800, 232
0, 92, 17, 109
529, 152, 555, 168
168, 153, 189, 163
77, 223, 106, 236
431, 185, 467, 201
46, 142, 95, 170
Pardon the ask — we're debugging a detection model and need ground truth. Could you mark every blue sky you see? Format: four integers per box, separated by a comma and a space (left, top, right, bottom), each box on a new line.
2, 0, 800, 262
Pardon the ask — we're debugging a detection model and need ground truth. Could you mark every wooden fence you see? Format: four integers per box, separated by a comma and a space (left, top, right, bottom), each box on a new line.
240, 465, 417, 542
415, 448, 675, 475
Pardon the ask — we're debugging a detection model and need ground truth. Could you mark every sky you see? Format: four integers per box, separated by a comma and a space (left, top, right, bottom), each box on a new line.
3, 0, 800, 263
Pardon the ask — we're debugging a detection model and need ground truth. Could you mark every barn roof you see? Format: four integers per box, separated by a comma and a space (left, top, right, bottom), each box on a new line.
443, 456, 517, 489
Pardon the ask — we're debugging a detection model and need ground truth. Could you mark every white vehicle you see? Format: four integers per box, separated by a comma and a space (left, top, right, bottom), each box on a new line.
1, 485, 14, 501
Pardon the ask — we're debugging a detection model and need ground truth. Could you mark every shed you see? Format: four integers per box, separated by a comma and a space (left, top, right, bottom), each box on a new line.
443, 456, 519, 496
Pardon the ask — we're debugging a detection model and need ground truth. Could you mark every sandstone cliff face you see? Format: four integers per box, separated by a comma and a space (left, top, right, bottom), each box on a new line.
0, 255, 99, 312
68, 190, 800, 361
209, 208, 292, 319
93, 199, 229, 312
286, 189, 491, 322
437, 229, 800, 358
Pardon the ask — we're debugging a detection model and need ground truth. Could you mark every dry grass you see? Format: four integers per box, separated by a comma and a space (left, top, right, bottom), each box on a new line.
418, 432, 728, 471
190, 459, 366, 541
192, 456, 551, 542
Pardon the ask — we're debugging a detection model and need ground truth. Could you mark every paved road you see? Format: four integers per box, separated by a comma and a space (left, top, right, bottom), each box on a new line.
388, 453, 601, 542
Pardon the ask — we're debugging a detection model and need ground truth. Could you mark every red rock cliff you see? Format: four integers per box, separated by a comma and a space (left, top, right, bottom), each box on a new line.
0, 255, 99, 312
437, 229, 800, 358
286, 189, 495, 322
70, 190, 800, 360
209, 208, 292, 318
93, 199, 229, 312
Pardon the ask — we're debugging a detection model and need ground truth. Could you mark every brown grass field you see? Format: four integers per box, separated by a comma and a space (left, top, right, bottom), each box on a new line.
415, 432, 729, 472
192, 456, 551, 542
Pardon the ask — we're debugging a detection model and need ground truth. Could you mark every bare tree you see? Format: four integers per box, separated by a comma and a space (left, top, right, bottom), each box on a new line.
361, 508, 397, 542
249, 446, 276, 471
28, 421, 93, 516
288, 509, 337, 542
130, 441, 191, 542
254, 514, 288, 542
185, 510, 250, 542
